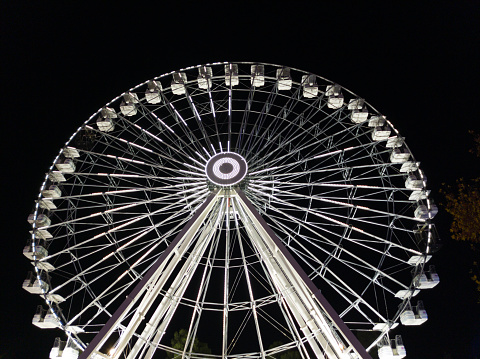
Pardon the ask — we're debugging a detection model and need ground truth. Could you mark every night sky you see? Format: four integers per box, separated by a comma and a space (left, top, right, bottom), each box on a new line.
1, 2, 479, 358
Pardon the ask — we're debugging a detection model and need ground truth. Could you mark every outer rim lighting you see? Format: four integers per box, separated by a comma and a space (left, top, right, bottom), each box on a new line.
205, 152, 247, 186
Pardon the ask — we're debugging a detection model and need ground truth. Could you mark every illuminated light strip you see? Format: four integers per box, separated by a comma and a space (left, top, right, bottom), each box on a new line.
118, 138, 154, 153
208, 91, 216, 118
150, 111, 174, 133
183, 162, 204, 172
195, 151, 208, 163
314, 147, 354, 159
169, 103, 187, 126
228, 89, 232, 117
133, 124, 164, 143
189, 156, 206, 167
210, 143, 217, 154
188, 96, 202, 121
203, 147, 211, 158
250, 166, 280, 175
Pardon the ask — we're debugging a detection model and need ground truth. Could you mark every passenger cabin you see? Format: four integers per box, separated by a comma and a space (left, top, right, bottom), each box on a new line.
378, 335, 406, 359
400, 301, 428, 325
225, 64, 239, 86
251, 65, 265, 87
409, 189, 430, 201
414, 203, 438, 220
197, 66, 213, 89
145, 80, 162, 104
400, 161, 419, 173
300, 74, 316, 98
28, 214, 51, 228
171, 72, 187, 95
42, 185, 61, 199
120, 92, 139, 116
386, 136, 404, 148
407, 254, 432, 266
23, 239, 48, 260
62, 147, 80, 158
368, 115, 386, 127
23, 271, 49, 294
348, 98, 365, 110
97, 107, 117, 131
405, 172, 424, 189
351, 108, 368, 123
37, 198, 57, 210
50, 337, 79, 359
372, 126, 391, 141
276, 68, 292, 91
55, 159, 76, 173
414, 265, 440, 289
326, 84, 343, 109
48, 171, 66, 183
390, 147, 411, 163
32, 305, 61, 329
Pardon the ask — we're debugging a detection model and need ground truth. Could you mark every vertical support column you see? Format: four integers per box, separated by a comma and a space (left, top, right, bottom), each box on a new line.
235, 189, 372, 359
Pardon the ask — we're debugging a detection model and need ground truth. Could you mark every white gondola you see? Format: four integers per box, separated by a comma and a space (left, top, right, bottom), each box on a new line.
394, 289, 420, 299
302, 74, 318, 98
47, 293, 66, 303
23, 271, 49, 294
97, 117, 115, 132
276, 68, 292, 91
42, 185, 61, 198
225, 64, 239, 86
368, 115, 386, 127
390, 147, 411, 163
30, 228, 53, 239
400, 161, 419, 173
23, 239, 48, 260
23, 271, 43, 294
348, 98, 365, 110
49, 337, 64, 359
409, 189, 430, 201
415, 265, 440, 289
120, 92, 139, 116
62, 147, 80, 158
32, 260, 55, 271
197, 66, 213, 89
62, 340, 80, 359
414, 203, 438, 220
171, 72, 187, 95
48, 171, 66, 183
37, 198, 57, 210
400, 301, 428, 326
386, 136, 404, 148
325, 84, 341, 96
328, 94, 344, 109
405, 173, 424, 189
351, 108, 369, 123
28, 213, 51, 227
407, 254, 432, 266
145, 80, 162, 104
55, 158, 76, 173
32, 306, 60, 329
372, 125, 391, 141
377, 337, 394, 359
101, 107, 117, 119
251, 65, 265, 87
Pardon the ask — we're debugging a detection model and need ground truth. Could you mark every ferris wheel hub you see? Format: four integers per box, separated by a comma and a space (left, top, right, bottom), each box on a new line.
205, 152, 247, 187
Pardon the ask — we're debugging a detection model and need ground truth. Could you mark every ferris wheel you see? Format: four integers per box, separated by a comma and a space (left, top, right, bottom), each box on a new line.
23, 62, 440, 359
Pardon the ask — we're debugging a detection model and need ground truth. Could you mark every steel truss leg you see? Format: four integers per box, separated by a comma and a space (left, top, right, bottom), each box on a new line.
234, 190, 372, 359
79, 191, 221, 359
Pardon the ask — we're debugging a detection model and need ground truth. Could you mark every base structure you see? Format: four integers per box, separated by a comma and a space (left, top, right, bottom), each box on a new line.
79, 189, 372, 359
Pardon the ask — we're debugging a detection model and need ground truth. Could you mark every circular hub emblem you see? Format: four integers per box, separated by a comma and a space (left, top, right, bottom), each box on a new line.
205, 152, 248, 186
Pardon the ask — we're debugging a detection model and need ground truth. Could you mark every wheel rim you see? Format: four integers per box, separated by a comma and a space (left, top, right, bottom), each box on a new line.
27, 62, 437, 357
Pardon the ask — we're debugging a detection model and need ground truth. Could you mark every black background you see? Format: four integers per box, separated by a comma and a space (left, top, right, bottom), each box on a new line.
1, 2, 479, 358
